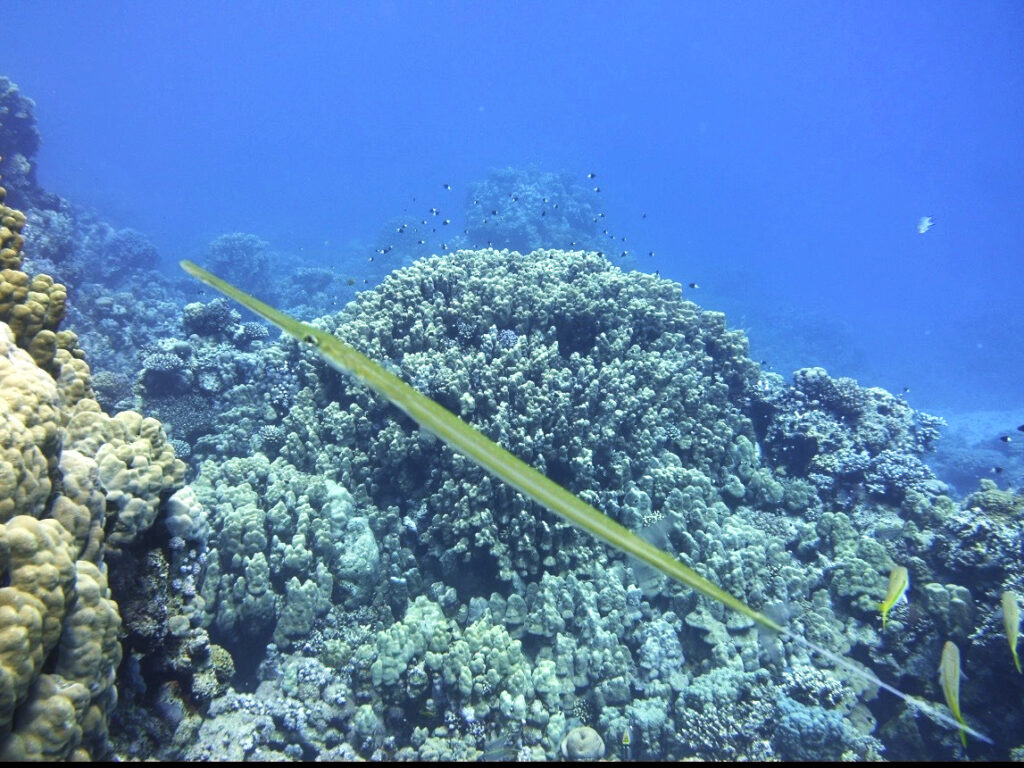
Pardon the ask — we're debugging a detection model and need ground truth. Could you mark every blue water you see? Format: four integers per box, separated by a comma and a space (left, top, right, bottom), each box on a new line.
6, 0, 1023, 411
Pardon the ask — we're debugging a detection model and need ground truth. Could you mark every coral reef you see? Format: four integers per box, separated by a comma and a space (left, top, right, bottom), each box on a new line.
203, 233, 279, 304
189, 453, 379, 649
148, 248, 915, 760
133, 298, 286, 456
5, 71, 1021, 758
0, 77, 47, 210
464, 167, 605, 255
752, 366, 947, 505
281, 249, 768, 587
0, 82, 187, 414
0, 173, 185, 758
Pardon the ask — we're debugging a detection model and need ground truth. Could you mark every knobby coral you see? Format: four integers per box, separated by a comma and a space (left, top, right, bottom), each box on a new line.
0, 169, 185, 758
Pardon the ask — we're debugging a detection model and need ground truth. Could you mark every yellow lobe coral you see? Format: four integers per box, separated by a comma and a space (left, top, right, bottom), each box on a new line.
0, 174, 27, 271
0, 179, 184, 756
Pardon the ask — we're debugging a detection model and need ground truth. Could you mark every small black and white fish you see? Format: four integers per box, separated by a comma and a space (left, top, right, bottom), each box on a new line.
688, 282, 699, 289
587, 172, 597, 179
1000, 435, 1012, 443
442, 183, 452, 191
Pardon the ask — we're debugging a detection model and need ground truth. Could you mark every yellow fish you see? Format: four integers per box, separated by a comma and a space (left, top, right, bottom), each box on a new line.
1003, 590, 1021, 674
880, 565, 909, 629
938, 641, 968, 748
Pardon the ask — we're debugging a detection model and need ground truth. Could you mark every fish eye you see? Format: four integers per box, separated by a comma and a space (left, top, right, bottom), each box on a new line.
302, 333, 320, 347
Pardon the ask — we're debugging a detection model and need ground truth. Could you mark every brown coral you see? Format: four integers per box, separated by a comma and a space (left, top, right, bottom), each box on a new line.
0, 516, 77, 737
0, 273, 66, 345
0, 170, 185, 758
65, 404, 186, 552
0, 167, 70, 369
0, 175, 27, 270
0, 324, 61, 521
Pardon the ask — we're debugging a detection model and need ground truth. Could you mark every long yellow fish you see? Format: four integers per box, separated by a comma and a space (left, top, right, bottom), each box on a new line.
880, 565, 909, 629
939, 641, 968, 748
1003, 590, 1021, 674
180, 259, 992, 746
